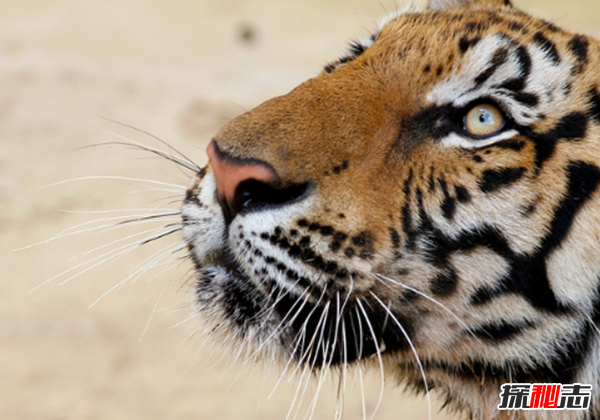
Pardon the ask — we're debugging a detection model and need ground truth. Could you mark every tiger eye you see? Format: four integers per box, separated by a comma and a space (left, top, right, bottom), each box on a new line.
464, 104, 505, 137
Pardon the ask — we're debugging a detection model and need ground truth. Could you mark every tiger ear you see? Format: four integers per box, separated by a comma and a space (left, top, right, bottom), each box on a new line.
427, 0, 512, 10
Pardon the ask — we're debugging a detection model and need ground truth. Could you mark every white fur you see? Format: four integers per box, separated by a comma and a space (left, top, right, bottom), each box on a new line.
181, 173, 226, 265
440, 129, 519, 148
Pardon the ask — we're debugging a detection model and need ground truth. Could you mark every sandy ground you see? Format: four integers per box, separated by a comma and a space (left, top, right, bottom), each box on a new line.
2, 1, 600, 419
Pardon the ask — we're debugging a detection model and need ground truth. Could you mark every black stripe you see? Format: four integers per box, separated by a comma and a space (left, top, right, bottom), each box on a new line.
545, 112, 588, 140
459, 37, 481, 54
390, 228, 401, 249
421, 224, 564, 312
587, 87, 600, 123
352, 231, 375, 259
401, 169, 417, 248
524, 112, 588, 170
496, 44, 532, 93
479, 167, 526, 193
418, 324, 588, 383
491, 139, 525, 151
471, 254, 565, 313
568, 35, 589, 65
441, 196, 456, 219
427, 166, 436, 191
424, 225, 513, 268
542, 161, 600, 252
439, 177, 456, 219
510, 91, 539, 107
455, 185, 471, 203
416, 187, 434, 232
507, 21, 525, 32
497, 77, 525, 92
533, 31, 560, 65
520, 198, 539, 216
541, 20, 560, 33
474, 48, 509, 87
429, 267, 458, 296
514, 44, 532, 84
469, 319, 536, 342
464, 21, 490, 32
471, 161, 600, 312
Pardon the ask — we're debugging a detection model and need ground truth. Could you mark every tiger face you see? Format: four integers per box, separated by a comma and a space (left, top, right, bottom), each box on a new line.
182, 0, 600, 417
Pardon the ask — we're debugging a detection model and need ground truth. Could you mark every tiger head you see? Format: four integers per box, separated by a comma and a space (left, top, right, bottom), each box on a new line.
182, 0, 600, 417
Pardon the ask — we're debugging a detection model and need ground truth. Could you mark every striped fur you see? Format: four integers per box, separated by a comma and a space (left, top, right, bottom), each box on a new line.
182, 0, 600, 418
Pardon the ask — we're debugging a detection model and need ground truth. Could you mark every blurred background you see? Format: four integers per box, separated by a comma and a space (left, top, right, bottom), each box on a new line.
2, 0, 599, 419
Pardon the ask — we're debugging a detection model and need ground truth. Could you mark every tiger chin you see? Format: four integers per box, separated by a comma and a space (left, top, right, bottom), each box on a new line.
181, 0, 600, 418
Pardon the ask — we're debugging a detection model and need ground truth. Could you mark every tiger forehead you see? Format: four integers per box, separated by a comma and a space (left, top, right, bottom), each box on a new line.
355, 8, 563, 72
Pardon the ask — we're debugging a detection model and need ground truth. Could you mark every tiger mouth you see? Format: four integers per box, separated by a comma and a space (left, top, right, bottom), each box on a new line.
195, 250, 267, 330
195, 249, 415, 367
183, 168, 418, 367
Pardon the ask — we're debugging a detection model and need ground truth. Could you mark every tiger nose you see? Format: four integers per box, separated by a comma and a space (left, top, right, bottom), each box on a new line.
207, 140, 284, 223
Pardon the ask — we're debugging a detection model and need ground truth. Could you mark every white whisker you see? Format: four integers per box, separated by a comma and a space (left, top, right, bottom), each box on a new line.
102, 131, 200, 175
87, 242, 183, 309
57, 207, 181, 215
286, 362, 311, 420
355, 298, 385, 420
356, 357, 367, 420
125, 240, 185, 285
253, 286, 311, 366
305, 302, 332, 420
96, 115, 203, 172
285, 288, 331, 420
267, 289, 314, 399
335, 318, 347, 420
16, 210, 180, 251
71, 223, 179, 261
374, 272, 477, 339
42, 175, 187, 191
289, 286, 329, 376
370, 291, 432, 420
585, 314, 600, 337
335, 277, 354, 420
31, 221, 181, 293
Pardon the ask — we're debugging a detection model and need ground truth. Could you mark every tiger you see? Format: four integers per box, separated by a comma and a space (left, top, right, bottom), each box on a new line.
180, 0, 600, 418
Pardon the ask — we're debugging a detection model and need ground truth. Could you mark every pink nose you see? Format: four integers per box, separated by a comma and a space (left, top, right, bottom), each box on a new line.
207, 140, 279, 221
